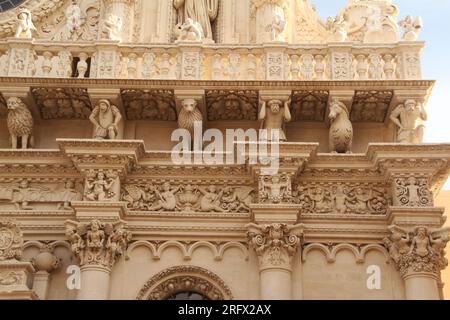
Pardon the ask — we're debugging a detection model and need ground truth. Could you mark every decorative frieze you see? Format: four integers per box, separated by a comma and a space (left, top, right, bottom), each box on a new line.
351, 91, 393, 123
206, 90, 258, 121
0, 219, 23, 261
122, 183, 254, 213
294, 182, 390, 215
258, 174, 292, 204
393, 176, 432, 207
121, 89, 176, 121
290, 90, 329, 122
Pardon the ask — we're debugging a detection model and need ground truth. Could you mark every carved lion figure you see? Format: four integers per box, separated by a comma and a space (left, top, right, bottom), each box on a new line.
6, 97, 34, 149
178, 98, 203, 135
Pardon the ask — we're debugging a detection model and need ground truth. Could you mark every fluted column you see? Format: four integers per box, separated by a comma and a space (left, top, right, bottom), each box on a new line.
247, 223, 303, 300
65, 219, 131, 300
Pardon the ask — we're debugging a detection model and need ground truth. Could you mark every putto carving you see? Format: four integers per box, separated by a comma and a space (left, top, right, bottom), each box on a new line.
31, 88, 92, 120
259, 98, 291, 141
121, 89, 176, 121
328, 98, 353, 154
290, 91, 329, 122
174, 0, 219, 42
0, 219, 23, 261
385, 225, 449, 277
294, 182, 389, 215
206, 90, 258, 121
89, 99, 122, 140
399, 16, 423, 41
247, 223, 304, 269
6, 97, 34, 150
84, 170, 118, 202
65, 220, 131, 268
259, 174, 292, 204
394, 176, 432, 207
101, 14, 122, 42
122, 183, 254, 213
15, 9, 37, 39
351, 91, 393, 123
390, 99, 427, 144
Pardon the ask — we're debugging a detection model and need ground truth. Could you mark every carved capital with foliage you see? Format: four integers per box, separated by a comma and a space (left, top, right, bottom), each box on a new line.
247, 223, 304, 271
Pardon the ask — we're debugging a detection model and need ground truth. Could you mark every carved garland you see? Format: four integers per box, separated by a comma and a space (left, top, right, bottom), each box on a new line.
136, 265, 233, 300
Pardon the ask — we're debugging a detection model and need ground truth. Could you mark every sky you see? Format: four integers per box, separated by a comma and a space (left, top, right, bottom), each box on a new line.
313, 0, 450, 190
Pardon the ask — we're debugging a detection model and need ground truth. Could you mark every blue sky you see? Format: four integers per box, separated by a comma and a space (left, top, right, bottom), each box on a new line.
313, 0, 450, 189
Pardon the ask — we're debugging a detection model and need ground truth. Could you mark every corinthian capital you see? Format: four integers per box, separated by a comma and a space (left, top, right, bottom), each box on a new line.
384, 225, 450, 278
246, 223, 304, 271
65, 219, 131, 270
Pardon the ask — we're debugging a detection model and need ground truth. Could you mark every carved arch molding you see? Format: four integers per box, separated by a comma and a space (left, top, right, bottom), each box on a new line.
136, 266, 233, 300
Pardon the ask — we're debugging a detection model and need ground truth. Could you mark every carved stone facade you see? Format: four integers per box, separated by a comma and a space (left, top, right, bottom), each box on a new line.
0, 0, 448, 301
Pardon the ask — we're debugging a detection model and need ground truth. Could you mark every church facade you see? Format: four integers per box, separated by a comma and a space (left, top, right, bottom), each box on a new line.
0, 0, 449, 300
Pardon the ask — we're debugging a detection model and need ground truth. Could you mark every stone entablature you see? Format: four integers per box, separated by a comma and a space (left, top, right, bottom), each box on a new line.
0, 40, 423, 81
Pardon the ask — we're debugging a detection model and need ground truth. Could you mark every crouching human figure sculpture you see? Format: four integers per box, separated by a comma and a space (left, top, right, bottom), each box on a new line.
89, 99, 122, 140
390, 99, 427, 144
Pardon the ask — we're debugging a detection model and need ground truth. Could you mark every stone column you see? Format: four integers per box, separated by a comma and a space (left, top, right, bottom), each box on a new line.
65, 217, 131, 300
247, 222, 303, 300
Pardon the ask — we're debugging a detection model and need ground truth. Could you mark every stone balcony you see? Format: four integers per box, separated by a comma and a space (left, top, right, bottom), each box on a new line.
0, 38, 424, 81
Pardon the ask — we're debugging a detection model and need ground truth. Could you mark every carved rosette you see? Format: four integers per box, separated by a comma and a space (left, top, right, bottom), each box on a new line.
247, 223, 304, 271
0, 219, 23, 262
65, 219, 131, 270
384, 225, 449, 279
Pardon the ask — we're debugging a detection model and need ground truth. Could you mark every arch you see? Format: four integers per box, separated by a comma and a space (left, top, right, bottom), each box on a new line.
302, 243, 333, 262
187, 241, 219, 260
136, 266, 233, 300
360, 244, 391, 264
330, 243, 363, 263
157, 241, 190, 261
126, 241, 157, 260
217, 242, 249, 261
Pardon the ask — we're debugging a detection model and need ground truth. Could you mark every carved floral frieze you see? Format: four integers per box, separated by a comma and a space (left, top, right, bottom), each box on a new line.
205, 90, 258, 121
31, 87, 92, 120
121, 89, 177, 121
290, 91, 329, 122
393, 176, 432, 207
122, 182, 254, 213
351, 91, 393, 123
0, 219, 23, 261
294, 182, 390, 215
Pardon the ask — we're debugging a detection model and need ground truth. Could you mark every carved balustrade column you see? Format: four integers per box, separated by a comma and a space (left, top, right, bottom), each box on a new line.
103, 0, 137, 43
65, 219, 131, 300
247, 223, 304, 300
0, 219, 37, 300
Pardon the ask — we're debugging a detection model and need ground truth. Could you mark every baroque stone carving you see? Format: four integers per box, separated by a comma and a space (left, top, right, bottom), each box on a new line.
294, 182, 389, 215
31, 88, 92, 120
328, 98, 353, 154
136, 265, 233, 300
251, 0, 288, 43
390, 99, 427, 144
174, 0, 219, 42
290, 91, 329, 122
385, 225, 449, 277
394, 176, 432, 207
326, 14, 347, 42
0, 180, 82, 211
178, 98, 203, 136
84, 170, 118, 202
399, 16, 422, 41
351, 91, 393, 123
0, 219, 23, 261
259, 98, 291, 141
206, 90, 258, 121
65, 219, 131, 268
15, 9, 37, 39
121, 89, 176, 121
247, 223, 303, 269
259, 174, 292, 204
31, 244, 60, 272
122, 183, 254, 213
6, 97, 34, 150
89, 99, 122, 140
175, 18, 204, 42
